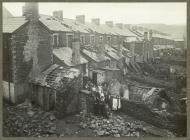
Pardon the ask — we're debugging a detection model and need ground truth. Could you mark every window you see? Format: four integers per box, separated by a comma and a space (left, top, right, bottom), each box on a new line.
99, 36, 103, 42
80, 35, 85, 44
52, 33, 59, 47
105, 60, 110, 67
107, 36, 111, 43
90, 35, 95, 44
66, 34, 73, 48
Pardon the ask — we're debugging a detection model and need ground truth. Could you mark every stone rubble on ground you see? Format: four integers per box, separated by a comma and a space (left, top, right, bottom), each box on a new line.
79, 113, 143, 137
3, 101, 57, 137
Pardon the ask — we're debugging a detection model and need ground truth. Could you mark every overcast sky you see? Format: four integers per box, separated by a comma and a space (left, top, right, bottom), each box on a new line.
3, 2, 186, 25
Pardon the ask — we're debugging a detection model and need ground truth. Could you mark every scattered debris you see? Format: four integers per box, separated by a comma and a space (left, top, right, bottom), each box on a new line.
3, 102, 57, 137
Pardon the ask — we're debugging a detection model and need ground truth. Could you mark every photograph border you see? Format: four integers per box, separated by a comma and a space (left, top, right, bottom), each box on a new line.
0, 0, 189, 140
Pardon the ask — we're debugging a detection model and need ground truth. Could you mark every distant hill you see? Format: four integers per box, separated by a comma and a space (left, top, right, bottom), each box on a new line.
137, 24, 186, 39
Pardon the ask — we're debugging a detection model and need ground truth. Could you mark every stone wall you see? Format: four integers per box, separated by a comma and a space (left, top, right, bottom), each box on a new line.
121, 99, 177, 132
11, 21, 52, 103
55, 75, 83, 119
79, 90, 94, 116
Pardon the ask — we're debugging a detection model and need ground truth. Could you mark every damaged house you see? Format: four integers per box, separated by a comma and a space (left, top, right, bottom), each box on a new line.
2, 3, 83, 115
3, 3, 53, 103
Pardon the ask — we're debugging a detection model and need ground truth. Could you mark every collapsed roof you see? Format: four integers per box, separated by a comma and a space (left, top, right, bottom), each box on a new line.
31, 64, 80, 89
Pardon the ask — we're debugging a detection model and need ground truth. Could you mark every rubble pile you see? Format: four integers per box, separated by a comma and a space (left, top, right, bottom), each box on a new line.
3, 101, 57, 137
79, 114, 143, 137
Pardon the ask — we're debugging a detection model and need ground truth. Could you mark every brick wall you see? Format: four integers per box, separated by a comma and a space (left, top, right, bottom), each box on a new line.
79, 90, 94, 116
55, 76, 83, 118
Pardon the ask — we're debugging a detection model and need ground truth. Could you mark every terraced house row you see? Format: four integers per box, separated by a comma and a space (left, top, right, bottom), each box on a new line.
2, 3, 175, 109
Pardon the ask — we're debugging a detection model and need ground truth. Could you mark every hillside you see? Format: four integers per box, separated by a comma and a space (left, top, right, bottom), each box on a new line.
137, 24, 186, 39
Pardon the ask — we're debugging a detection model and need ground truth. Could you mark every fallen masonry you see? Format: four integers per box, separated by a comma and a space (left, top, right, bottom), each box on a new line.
78, 113, 175, 137
3, 101, 57, 137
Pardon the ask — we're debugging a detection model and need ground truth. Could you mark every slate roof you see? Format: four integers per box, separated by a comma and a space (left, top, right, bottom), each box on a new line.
3, 17, 28, 33
82, 48, 110, 62
152, 33, 173, 40
39, 15, 72, 32
153, 45, 174, 50
112, 26, 138, 37
63, 18, 90, 33
130, 26, 173, 40
104, 44, 124, 60
111, 44, 133, 58
85, 23, 108, 34
53, 47, 88, 66
31, 64, 80, 89
100, 25, 118, 35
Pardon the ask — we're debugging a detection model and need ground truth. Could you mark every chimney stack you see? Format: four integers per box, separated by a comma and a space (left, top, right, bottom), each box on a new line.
76, 15, 85, 24
149, 30, 153, 41
117, 39, 123, 57
97, 42, 105, 61
144, 32, 148, 40
53, 10, 63, 20
23, 3, 39, 21
116, 23, 123, 29
92, 18, 100, 26
105, 21, 113, 28
124, 24, 130, 29
22, 5, 26, 16
72, 37, 81, 65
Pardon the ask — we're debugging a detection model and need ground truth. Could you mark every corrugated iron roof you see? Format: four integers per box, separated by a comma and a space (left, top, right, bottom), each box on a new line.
3, 17, 28, 33
53, 47, 88, 66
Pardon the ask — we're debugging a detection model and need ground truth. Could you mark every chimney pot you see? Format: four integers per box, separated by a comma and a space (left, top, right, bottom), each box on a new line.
116, 23, 123, 29
144, 32, 148, 40
105, 21, 113, 28
76, 15, 85, 24
22, 6, 26, 16
53, 10, 63, 20
149, 30, 153, 40
72, 37, 81, 65
24, 3, 39, 21
92, 18, 100, 26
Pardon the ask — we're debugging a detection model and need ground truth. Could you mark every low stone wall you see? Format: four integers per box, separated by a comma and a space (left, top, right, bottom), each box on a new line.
55, 76, 82, 119
79, 90, 94, 116
120, 99, 176, 132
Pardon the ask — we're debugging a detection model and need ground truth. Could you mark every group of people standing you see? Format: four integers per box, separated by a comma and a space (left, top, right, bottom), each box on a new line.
84, 79, 122, 118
